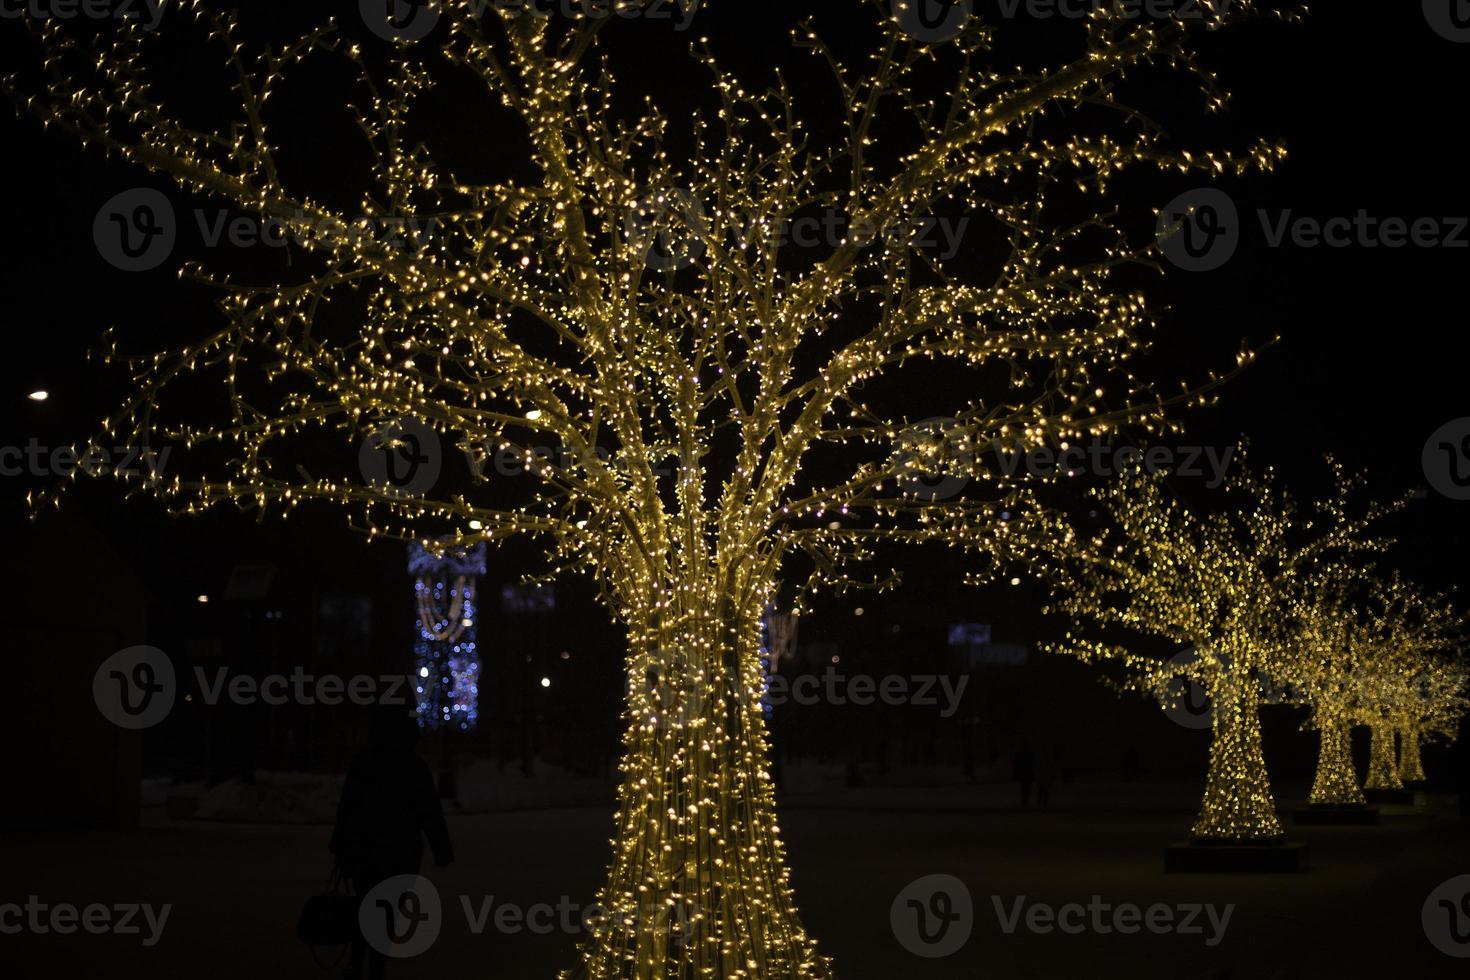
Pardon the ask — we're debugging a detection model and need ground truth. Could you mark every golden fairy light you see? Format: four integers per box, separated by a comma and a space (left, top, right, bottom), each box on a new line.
9, 2, 1298, 974
1342, 579, 1468, 792
1045, 452, 1394, 842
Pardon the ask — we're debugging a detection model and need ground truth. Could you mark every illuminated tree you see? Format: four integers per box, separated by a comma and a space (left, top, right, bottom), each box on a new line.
1289, 571, 1376, 807
1350, 584, 1465, 791
1045, 454, 1389, 842
10, 2, 1294, 974
1286, 565, 1421, 807
1395, 664, 1465, 784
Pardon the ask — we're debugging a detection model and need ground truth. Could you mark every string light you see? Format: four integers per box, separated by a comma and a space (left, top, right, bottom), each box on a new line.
1291, 569, 1465, 805
1045, 450, 1400, 842
10, 2, 1303, 972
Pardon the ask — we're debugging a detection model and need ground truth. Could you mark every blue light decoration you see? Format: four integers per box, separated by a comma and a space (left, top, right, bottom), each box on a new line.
761, 609, 799, 721
408, 541, 487, 732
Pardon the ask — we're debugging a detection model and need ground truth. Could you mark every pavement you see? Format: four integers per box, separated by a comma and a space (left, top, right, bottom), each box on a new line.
3, 779, 1468, 979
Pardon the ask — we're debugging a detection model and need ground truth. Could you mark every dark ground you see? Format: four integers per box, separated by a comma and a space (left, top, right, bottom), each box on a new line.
3, 779, 1468, 979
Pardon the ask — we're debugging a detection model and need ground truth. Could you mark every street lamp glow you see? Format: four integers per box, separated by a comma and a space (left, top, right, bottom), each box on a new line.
27, 390, 48, 402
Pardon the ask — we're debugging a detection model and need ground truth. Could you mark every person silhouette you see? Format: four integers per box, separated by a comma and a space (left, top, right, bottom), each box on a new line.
331, 708, 454, 979
1036, 745, 1056, 809
1013, 741, 1036, 809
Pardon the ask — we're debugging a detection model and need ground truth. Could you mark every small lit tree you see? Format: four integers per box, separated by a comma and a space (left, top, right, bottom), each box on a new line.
10, 2, 1297, 974
1045, 454, 1389, 841
1351, 584, 1465, 790
1396, 665, 1466, 784
1289, 571, 1376, 807
1285, 563, 1429, 807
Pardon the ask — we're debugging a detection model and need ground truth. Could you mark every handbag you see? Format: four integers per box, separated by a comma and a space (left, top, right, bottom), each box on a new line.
296, 866, 356, 968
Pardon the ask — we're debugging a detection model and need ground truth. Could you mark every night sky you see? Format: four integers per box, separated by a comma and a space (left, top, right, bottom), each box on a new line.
2, 1, 1467, 610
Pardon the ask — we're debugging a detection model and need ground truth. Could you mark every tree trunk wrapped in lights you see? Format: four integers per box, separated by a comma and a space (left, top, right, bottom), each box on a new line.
1397, 724, 1426, 784
1363, 723, 1401, 791
1380, 656, 1467, 787
1397, 664, 1468, 784
1308, 713, 1365, 807
14, 1, 1298, 973
1193, 673, 1282, 840
1286, 567, 1415, 808
1350, 582, 1468, 794
1046, 453, 1392, 843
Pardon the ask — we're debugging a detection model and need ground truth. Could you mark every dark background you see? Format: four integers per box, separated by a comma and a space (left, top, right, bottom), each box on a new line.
0, 1, 1466, 819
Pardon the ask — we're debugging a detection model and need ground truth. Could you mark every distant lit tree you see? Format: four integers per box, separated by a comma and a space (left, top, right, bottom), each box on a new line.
1287, 565, 1416, 807
1046, 454, 1389, 841
11, 1, 1295, 973
1351, 583, 1465, 791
